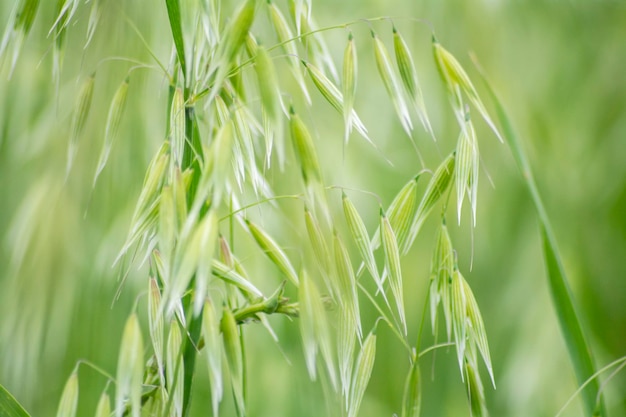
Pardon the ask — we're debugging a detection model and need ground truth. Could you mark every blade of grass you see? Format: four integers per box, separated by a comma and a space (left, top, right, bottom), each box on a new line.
0, 383, 31, 417
165, 0, 187, 79
472, 55, 605, 417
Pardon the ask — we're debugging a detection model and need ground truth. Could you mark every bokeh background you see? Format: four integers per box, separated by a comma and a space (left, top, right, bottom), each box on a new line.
1, 0, 625, 416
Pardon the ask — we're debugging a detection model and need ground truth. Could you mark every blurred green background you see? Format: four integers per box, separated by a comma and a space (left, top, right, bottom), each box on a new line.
1, 0, 625, 416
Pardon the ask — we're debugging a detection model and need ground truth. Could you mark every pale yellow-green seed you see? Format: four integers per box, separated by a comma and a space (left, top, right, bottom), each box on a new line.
466, 358, 488, 417
333, 232, 362, 339
338, 306, 356, 404
463, 277, 495, 387
342, 193, 381, 291
304, 207, 334, 296
94, 78, 130, 186
115, 313, 143, 417
429, 220, 455, 340
246, 218, 299, 286
66, 73, 95, 176
56, 371, 78, 417
202, 300, 223, 416
169, 87, 186, 171
94, 392, 111, 417
221, 307, 245, 415
404, 152, 455, 255
166, 320, 184, 417
148, 278, 165, 388
193, 210, 219, 316
348, 331, 376, 417
268, 1, 311, 103
211, 259, 263, 297
455, 117, 479, 226
303, 59, 369, 140
299, 269, 319, 379
84, 0, 100, 47
289, 107, 322, 185
381, 209, 406, 335
450, 268, 467, 377
342, 33, 357, 144
433, 39, 503, 142
393, 27, 434, 138
372, 31, 413, 136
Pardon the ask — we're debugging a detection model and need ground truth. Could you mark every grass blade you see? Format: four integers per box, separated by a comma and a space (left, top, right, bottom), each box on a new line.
0, 383, 31, 417
473, 57, 605, 417
165, 0, 187, 78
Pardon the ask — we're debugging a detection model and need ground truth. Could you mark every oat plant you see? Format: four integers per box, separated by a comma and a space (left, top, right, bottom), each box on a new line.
0, 0, 613, 416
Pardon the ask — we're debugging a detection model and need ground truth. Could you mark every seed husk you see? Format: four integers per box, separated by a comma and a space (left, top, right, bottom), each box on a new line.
432, 38, 503, 142
202, 300, 223, 416
268, 1, 311, 103
342, 193, 381, 290
342, 33, 357, 144
148, 278, 165, 388
333, 232, 362, 339
115, 314, 143, 417
221, 307, 245, 415
455, 116, 479, 226
393, 27, 434, 139
94, 392, 111, 417
380, 209, 407, 335
56, 371, 78, 417
66, 73, 95, 176
372, 31, 413, 137
94, 77, 130, 186
166, 320, 184, 417
303, 59, 369, 141
348, 331, 376, 417
404, 152, 455, 255
245, 218, 299, 286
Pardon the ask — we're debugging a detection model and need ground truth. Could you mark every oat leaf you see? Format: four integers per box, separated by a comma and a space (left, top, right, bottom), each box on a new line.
165, 0, 187, 77
0, 383, 31, 417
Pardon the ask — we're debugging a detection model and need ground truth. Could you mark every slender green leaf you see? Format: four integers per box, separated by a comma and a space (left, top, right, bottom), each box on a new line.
0, 383, 31, 417
165, 0, 187, 77
474, 59, 605, 417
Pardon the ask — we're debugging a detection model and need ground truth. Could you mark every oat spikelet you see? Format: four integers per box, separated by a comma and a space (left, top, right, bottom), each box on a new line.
202, 300, 223, 416
372, 31, 413, 137
221, 307, 245, 415
348, 331, 376, 417
393, 27, 435, 139
94, 78, 130, 186
66, 73, 95, 176
433, 37, 503, 142
342, 33, 357, 144
56, 372, 78, 417
115, 314, 144, 417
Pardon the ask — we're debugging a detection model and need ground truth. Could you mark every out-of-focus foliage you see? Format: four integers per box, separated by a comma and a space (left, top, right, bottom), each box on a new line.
0, 0, 624, 416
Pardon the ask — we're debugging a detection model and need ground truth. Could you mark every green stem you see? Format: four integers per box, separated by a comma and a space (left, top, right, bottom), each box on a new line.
472, 54, 606, 417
